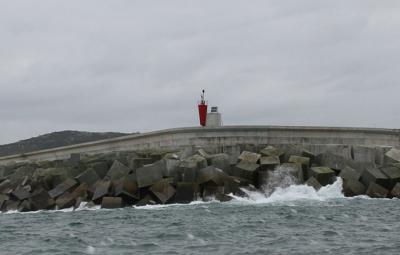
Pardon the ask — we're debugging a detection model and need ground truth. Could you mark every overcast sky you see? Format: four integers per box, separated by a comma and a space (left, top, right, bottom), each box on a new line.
0, 1, 399, 144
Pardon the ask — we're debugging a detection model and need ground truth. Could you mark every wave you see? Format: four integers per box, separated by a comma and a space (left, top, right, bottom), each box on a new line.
74, 202, 101, 211
134, 178, 348, 209
133, 200, 216, 210
1, 202, 101, 215
230, 177, 345, 204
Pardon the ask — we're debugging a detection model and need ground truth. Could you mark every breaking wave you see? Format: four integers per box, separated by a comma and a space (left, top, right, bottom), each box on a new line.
2, 202, 101, 215
133, 200, 214, 210
230, 178, 345, 204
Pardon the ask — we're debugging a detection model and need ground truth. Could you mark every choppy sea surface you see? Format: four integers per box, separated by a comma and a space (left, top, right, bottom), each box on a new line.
1, 179, 400, 255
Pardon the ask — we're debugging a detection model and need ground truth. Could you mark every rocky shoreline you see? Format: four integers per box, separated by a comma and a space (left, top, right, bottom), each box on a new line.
1, 145, 400, 212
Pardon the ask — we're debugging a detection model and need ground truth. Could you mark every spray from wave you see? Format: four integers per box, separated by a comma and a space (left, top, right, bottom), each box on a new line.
230, 164, 345, 204
261, 164, 301, 196
231, 178, 344, 204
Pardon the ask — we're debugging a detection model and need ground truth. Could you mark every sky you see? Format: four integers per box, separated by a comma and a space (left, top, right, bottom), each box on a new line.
0, 1, 399, 144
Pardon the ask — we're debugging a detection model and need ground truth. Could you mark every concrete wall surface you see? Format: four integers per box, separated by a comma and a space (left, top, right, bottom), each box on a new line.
0, 125, 399, 165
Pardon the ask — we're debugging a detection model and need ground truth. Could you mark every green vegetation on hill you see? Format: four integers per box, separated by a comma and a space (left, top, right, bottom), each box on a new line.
0, 131, 132, 157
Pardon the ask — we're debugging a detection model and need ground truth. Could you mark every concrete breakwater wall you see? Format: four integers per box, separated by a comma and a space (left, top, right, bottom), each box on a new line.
0, 125, 399, 165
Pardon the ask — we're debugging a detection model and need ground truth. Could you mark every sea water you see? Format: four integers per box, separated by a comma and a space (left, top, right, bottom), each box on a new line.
1, 179, 399, 255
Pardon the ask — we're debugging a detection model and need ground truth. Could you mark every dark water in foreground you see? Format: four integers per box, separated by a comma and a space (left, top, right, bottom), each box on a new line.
1, 181, 400, 255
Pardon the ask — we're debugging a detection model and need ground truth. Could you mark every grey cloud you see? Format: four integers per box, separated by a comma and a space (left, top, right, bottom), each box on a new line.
0, 0, 399, 144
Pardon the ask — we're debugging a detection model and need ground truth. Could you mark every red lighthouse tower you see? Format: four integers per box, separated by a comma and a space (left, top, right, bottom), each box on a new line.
198, 90, 208, 126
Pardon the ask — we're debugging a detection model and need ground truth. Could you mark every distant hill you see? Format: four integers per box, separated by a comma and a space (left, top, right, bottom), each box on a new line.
0, 130, 132, 157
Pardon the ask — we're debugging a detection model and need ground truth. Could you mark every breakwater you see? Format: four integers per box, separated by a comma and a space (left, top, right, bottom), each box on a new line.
1, 140, 400, 212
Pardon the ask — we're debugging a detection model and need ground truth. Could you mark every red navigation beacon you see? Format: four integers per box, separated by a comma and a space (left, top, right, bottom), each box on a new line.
198, 90, 208, 127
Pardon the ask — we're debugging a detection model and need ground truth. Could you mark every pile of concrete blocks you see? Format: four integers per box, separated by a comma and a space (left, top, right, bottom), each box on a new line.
1, 145, 400, 213
0, 149, 237, 212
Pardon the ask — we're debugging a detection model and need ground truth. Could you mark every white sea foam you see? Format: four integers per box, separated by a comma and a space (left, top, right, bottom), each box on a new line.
74, 202, 101, 211
3, 209, 44, 214
230, 178, 345, 204
3, 210, 19, 214
228, 164, 345, 205
1, 202, 101, 215
133, 204, 178, 210
133, 200, 216, 210
56, 207, 75, 213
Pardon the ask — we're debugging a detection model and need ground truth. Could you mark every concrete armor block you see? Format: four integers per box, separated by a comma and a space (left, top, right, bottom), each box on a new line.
182, 167, 197, 182
101, 197, 122, 209
75, 169, 100, 186
202, 183, 224, 201
92, 180, 111, 202
197, 149, 211, 159
163, 158, 180, 178
339, 166, 361, 181
257, 170, 269, 188
260, 156, 280, 171
175, 182, 199, 204
301, 148, 317, 164
289, 156, 310, 167
181, 155, 208, 169
29, 189, 55, 210
48, 178, 78, 199
196, 166, 227, 186
210, 154, 231, 173
232, 161, 260, 182
366, 183, 388, 198
113, 174, 139, 201
106, 160, 131, 181
360, 166, 390, 189
385, 148, 400, 163
11, 186, 31, 200
343, 179, 366, 196
89, 161, 109, 179
72, 183, 90, 199
238, 151, 261, 164
136, 162, 164, 188
55, 192, 78, 209
308, 167, 335, 186
380, 166, 400, 189
305, 177, 322, 190
288, 156, 310, 180
0, 180, 11, 193
260, 146, 285, 158
149, 179, 176, 204
178, 155, 207, 182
